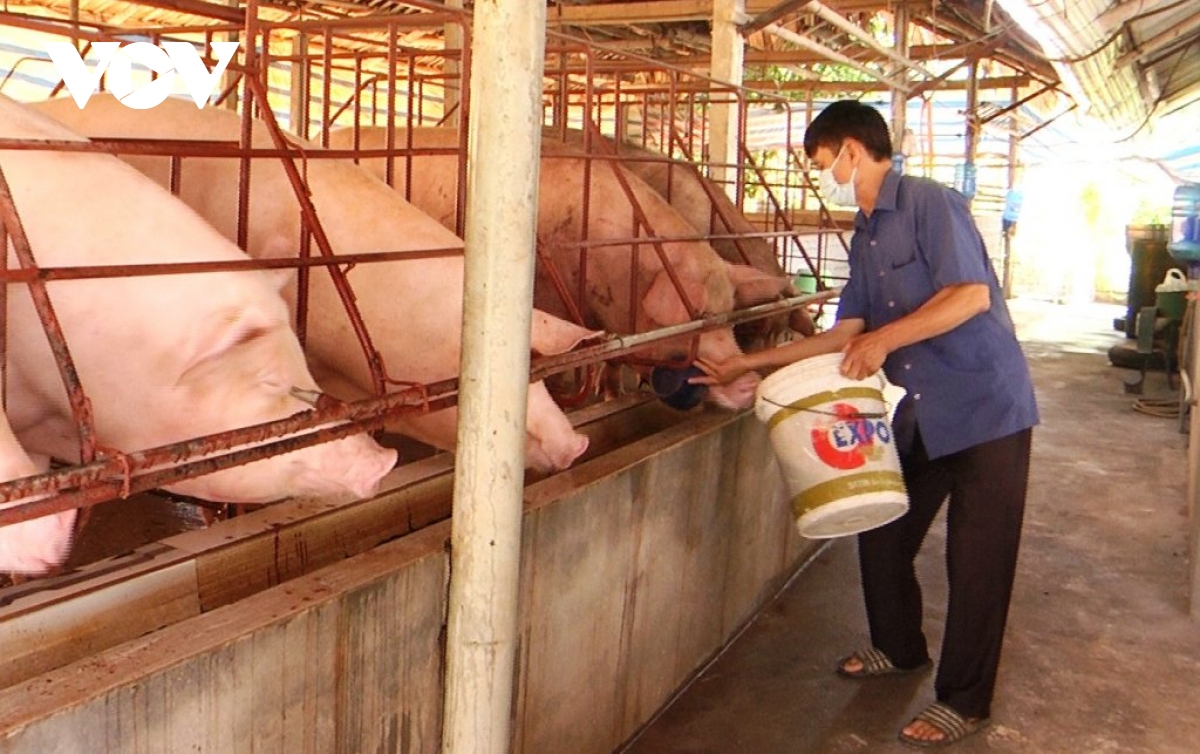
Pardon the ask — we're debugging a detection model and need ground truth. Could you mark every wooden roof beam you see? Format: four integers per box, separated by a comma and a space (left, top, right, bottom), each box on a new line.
760, 21, 911, 91
547, 0, 711, 26
546, 0, 929, 27
747, 0, 931, 14
112, 0, 244, 23
741, 0, 813, 34
745, 43, 981, 66
910, 15, 1056, 82
1114, 16, 1200, 68
619, 43, 1021, 68
741, 73, 1030, 93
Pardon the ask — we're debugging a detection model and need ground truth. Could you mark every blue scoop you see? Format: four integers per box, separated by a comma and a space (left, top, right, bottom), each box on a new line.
650, 364, 709, 411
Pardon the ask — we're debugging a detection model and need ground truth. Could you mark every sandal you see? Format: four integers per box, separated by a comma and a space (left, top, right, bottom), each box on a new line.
835, 647, 931, 679
898, 701, 989, 748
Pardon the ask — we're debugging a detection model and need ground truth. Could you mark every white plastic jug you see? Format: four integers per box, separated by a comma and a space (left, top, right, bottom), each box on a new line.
1155, 268, 1188, 293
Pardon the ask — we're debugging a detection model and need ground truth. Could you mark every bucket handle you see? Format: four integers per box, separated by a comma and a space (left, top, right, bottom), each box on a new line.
759, 403, 888, 419
760, 376, 891, 419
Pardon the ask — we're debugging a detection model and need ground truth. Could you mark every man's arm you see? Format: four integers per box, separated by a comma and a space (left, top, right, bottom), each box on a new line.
692, 318, 867, 385
839, 283, 989, 379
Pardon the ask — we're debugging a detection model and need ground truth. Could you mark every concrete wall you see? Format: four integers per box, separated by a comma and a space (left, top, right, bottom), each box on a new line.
0, 411, 817, 753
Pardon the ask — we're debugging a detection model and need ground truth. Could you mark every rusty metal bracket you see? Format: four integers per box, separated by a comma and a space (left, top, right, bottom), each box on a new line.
0, 164, 99, 463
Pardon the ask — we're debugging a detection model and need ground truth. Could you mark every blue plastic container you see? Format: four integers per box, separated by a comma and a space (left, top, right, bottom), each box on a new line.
1169, 183, 1200, 262
650, 364, 708, 411
953, 163, 977, 199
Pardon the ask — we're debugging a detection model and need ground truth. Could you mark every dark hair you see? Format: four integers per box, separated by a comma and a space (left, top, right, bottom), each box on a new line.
803, 100, 893, 161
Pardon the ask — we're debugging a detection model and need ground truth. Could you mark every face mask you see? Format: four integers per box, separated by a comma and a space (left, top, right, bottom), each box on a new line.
819, 145, 858, 207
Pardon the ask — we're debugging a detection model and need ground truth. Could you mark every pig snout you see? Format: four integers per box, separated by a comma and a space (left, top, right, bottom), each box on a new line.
0, 508, 77, 575
525, 430, 589, 474
297, 433, 398, 500
163, 432, 396, 505
337, 436, 399, 499
706, 370, 761, 411
523, 382, 590, 473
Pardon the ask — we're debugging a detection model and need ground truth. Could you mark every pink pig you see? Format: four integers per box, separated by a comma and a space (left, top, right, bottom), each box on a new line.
0, 411, 74, 574
543, 131, 816, 340
3, 95, 397, 508
35, 96, 597, 472
327, 126, 764, 410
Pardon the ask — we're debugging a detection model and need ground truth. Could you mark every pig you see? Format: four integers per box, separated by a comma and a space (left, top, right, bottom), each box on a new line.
2, 95, 396, 507
34, 95, 597, 472
325, 126, 763, 410
541, 129, 815, 340
352, 125, 813, 341
0, 411, 75, 574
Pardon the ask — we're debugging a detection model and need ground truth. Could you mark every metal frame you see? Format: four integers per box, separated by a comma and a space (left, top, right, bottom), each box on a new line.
0, 2, 828, 536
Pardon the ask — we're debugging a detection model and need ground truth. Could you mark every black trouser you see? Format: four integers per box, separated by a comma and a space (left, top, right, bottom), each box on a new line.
856, 426, 1032, 719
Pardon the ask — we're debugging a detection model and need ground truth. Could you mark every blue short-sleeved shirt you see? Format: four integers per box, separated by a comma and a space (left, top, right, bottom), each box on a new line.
837, 171, 1039, 459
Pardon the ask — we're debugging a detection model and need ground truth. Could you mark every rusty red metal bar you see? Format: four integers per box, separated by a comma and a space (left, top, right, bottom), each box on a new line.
582, 118, 702, 323
741, 145, 826, 283
244, 73, 390, 397
0, 137, 481, 162
385, 22, 398, 190
0, 288, 833, 523
0, 222, 5, 407
0, 383, 440, 521
582, 47, 598, 329
528, 290, 834, 381
0, 1, 461, 522
0, 0, 833, 537
666, 125, 757, 268
0, 247, 463, 283
536, 238, 589, 328
0, 165, 99, 464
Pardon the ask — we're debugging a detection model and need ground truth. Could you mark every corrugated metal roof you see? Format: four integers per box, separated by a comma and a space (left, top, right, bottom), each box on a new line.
994, 0, 1199, 181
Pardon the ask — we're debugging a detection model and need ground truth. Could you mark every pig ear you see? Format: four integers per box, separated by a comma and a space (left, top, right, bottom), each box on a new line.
530, 310, 603, 355
723, 262, 790, 307
178, 305, 279, 381
641, 270, 708, 326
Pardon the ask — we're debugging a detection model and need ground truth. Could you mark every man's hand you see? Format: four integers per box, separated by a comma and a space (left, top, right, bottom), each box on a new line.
689, 354, 751, 386
840, 331, 891, 380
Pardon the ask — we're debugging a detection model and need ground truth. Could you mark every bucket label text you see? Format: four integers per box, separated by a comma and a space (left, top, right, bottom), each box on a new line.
811, 403, 892, 470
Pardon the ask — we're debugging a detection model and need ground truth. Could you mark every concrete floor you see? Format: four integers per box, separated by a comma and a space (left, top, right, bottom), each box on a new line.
624, 300, 1200, 754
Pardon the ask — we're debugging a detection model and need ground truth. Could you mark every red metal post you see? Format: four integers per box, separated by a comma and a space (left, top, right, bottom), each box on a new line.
0, 165, 98, 463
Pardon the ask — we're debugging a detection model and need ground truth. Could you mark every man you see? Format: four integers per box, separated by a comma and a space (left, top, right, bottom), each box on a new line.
693, 100, 1038, 748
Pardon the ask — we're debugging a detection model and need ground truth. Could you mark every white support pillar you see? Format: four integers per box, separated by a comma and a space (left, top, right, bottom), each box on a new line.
709, 0, 745, 198
441, 1, 546, 752
443, 0, 464, 128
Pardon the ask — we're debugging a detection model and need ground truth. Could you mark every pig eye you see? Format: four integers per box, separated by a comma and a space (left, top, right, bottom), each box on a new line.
235, 326, 270, 347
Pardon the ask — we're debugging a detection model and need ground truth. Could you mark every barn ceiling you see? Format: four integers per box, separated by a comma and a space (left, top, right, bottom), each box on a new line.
996, 0, 1200, 132
2, 1, 1196, 177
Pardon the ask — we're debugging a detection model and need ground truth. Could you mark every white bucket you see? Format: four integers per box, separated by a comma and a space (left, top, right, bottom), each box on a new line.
755, 353, 909, 538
